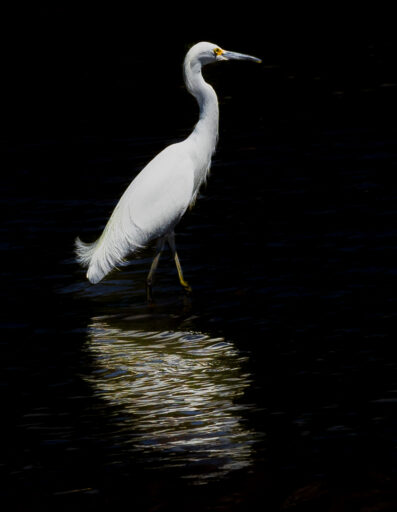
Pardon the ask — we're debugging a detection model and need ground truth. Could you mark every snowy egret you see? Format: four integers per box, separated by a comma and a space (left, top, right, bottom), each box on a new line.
75, 42, 261, 299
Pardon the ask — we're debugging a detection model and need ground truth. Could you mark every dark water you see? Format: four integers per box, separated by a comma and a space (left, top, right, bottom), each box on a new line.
2, 11, 397, 511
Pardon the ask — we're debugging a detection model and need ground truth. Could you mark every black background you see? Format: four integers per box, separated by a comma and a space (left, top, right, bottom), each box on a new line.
3, 5, 396, 138
2, 4, 397, 511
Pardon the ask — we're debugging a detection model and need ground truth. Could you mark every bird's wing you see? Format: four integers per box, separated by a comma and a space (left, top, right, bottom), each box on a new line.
120, 142, 195, 241
81, 142, 195, 284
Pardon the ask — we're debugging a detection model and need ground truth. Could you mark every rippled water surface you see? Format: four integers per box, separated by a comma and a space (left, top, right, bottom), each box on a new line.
86, 318, 255, 481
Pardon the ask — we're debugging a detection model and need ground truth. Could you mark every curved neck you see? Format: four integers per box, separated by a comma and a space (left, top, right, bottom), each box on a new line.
183, 59, 219, 153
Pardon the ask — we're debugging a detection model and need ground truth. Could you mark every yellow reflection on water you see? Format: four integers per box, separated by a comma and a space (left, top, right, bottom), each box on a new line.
85, 315, 256, 481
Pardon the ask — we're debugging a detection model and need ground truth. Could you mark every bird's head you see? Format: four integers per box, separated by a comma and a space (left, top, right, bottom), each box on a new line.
186, 41, 261, 67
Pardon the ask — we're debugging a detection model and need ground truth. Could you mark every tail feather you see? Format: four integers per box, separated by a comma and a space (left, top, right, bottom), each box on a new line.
75, 180, 155, 284
75, 234, 129, 284
75, 237, 98, 268
75, 218, 146, 284
75, 237, 105, 284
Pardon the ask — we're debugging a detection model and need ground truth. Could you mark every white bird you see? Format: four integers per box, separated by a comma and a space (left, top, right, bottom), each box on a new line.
75, 42, 261, 300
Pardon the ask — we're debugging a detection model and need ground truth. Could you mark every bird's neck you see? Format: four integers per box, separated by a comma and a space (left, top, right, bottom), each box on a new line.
184, 61, 219, 155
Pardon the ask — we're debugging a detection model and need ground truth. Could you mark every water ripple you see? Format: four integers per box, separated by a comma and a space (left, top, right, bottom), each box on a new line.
83, 316, 256, 482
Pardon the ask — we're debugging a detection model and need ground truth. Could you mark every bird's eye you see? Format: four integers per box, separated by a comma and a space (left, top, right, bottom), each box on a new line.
213, 47, 223, 56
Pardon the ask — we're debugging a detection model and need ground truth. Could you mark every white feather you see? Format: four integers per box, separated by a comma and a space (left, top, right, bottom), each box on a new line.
76, 142, 196, 283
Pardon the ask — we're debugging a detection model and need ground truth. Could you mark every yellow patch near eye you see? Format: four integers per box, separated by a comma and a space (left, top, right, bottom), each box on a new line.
213, 47, 224, 56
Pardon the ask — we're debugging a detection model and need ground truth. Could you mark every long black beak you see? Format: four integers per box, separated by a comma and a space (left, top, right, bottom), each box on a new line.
221, 50, 262, 63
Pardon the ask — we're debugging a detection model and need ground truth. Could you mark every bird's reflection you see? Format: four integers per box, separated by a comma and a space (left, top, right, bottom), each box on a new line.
84, 314, 256, 482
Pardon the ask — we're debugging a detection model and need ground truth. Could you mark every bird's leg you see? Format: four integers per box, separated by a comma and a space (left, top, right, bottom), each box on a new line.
167, 232, 192, 293
146, 237, 165, 302
174, 251, 192, 293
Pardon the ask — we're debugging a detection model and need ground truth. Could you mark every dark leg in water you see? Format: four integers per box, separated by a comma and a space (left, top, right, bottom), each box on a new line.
146, 237, 165, 302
